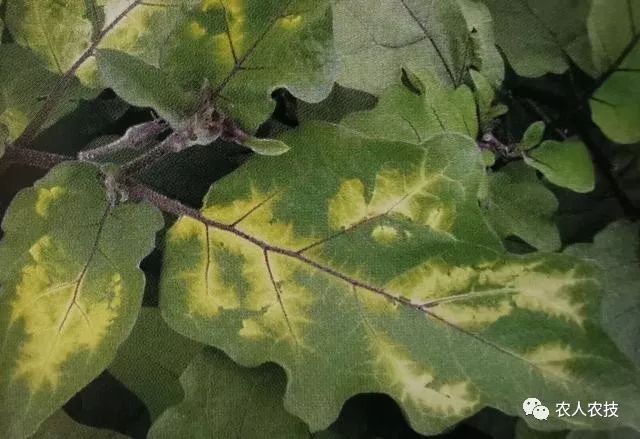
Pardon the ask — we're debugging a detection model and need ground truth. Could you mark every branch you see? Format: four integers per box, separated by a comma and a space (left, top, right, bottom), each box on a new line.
12, 0, 144, 149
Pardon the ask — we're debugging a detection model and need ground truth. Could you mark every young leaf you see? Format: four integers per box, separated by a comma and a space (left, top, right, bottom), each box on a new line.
482, 162, 561, 252
32, 410, 128, 439
160, 123, 640, 435
482, 0, 595, 78
0, 163, 163, 438
523, 139, 595, 193
0, 44, 92, 139
243, 137, 290, 156
518, 121, 546, 151
333, 0, 503, 95
148, 349, 310, 438
109, 307, 203, 421
163, 0, 336, 133
565, 221, 640, 366
96, 49, 195, 128
342, 68, 478, 143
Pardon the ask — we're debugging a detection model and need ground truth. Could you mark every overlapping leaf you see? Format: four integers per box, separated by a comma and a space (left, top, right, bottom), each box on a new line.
333, 0, 503, 96
163, 0, 336, 133
148, 349, 310, 438
588, 0, 640, 144
0, 44, 92, 139
566, 221, 640, 366
109, 307, 203, 420
482, 0, 595, 78
160, 122, 640, 434
33, 410, 128, 439
0, 163, 163, 438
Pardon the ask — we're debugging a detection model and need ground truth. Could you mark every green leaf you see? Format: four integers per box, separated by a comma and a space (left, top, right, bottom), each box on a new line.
565, 221, 640, 366
163, 0, 336, 133
516, 419, 640, 439
587, 0, 640, 144
148, 349, 310, 438
32, 410, 128, 439
243, 137, 290, 156
160, 123, 640, 435
524, 139, 595, 193
0, 44, 91, 140
483, 0, 595, 78
0, 123, 8, 159
333, 0, 503, 95
0, 162, 163, 438
342, 68, 478, 143
96, 49, 195, 128
519, 121, 546, 151
109, 307, 203, 420
483, 162, 561, 252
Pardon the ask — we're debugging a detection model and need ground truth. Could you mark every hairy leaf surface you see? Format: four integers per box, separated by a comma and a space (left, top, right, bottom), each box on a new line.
148, 349, 310, 438
109, 307, 203, 420
566, 221, 640, 366
163, 0, 336, 133
160, 123, 640, 434
483, 0, 594, 78
0, 163, 163, 437
333, 0, 503, 95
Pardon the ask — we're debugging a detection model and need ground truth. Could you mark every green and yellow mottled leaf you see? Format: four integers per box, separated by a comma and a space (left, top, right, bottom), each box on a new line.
0, 162, 163, 438
0, 44, 92, 140
33, 410, 128, 439
333, 0, 503, 96
163, 0, 336, 133
342, 68, 478, 143
160, 123, 640, 435
148, 349, 310, 438
482, 162, 561, 252
109, 307, 203, 420
524, 139, 595, 193
482, 0, 595, 78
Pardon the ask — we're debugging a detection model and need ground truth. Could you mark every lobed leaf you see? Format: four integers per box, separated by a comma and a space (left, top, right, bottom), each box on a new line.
482, 0, 595, 78
524, 139, 595, 193
160, 123, 640, 434
109, 307, 203, 421
0, 163, 163, 437
163, 0, 336, 133
148, 349, 310, 438
333, 0, 503, 96
482, 162, 561, 252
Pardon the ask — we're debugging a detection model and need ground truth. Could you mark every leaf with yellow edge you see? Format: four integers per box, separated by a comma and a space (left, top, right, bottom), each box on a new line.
160, 123, 640, 435
0, 162, 163, 438
163, 0, 336, 133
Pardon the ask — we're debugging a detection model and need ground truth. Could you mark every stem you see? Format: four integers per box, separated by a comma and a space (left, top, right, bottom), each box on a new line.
78, 120, 168, 161
12, 0, 144, 148
2, 145, 70, 169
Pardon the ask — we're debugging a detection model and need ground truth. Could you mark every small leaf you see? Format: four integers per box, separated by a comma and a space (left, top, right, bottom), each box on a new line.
342, 68, 478, 143
333, 0, 503, 95
518, 121, 546, 151
243, 137, 290, 156
481, 150, 496, 167
160, 123, 640, 434
32, 410, 128, 439
565, 221, 640, 366
148, 349, 310, 438
109, 307, 203, 420
470, 69, 496, 127
164, 0, 336, 133
483, 0, 595, 77
0, 44, 92, 140
483, 162, 561, 251
0, 162, 163, 437
524, 139, 595, 193
96, 49, 194, 128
